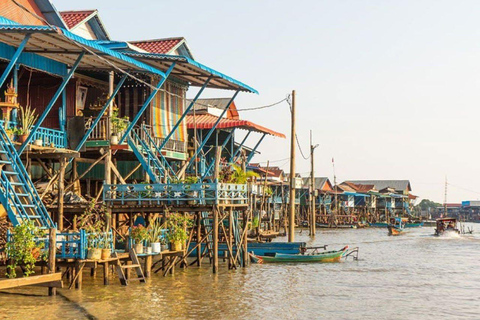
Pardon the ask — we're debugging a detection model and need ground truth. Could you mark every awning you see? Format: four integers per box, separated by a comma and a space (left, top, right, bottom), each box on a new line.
0, 17, 164, 76
185, 114, 285, 138
124, 52, 258, 93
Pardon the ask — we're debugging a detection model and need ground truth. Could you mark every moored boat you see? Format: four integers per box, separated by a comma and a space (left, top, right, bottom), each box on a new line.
249, 246, 349, 263
370, 221, 423, 228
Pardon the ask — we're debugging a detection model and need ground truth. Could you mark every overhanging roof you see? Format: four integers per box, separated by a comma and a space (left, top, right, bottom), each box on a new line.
185, 113, 285, 138
0, 17, 164, 75
124, 52, 258, 93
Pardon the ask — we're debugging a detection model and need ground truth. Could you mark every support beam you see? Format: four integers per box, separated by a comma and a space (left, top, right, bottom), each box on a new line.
230, 131, 251, 163
246, 133, 266, 164
0, 34, 31, 89
200, 128, 235, 182
19, 52, 85, 154
158, 75, 212, 151
57, 157, 66, 231
119, 63, 176, 144
72, 73, 128, 157
186, 90, 239, 171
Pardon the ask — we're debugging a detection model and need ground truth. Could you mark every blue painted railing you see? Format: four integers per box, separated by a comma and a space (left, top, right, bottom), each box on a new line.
32, 127, 67, 148
103, 182, 248, 205
0, 119, 17, 128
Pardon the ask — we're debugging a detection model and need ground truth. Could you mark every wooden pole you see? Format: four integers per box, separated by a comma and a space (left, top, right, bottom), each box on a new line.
288, 90, 296, 242
310, 131, 317, 236
57, 157, 66, 231
196, 212, 202, 267
48, 228, 56, 296
212, 146, 221, 273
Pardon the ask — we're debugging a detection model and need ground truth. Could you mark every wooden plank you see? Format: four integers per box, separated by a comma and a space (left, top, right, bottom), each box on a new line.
0, 273, 62, 290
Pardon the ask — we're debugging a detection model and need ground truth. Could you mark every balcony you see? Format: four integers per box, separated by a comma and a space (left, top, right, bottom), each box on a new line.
103, 182, 247, 206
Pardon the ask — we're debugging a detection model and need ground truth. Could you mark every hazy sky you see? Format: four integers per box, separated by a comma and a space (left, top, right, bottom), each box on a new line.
57, 0, 480, 203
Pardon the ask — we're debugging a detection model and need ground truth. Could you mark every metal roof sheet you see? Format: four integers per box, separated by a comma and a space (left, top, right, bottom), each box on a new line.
124, 52, 258, 93
346, 180, 412, 192
0, 17, 164, 75
186, 114, 284, 137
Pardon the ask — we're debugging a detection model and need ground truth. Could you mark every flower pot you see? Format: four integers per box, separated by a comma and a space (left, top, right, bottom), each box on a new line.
31, 247, 41, 260
146, 246, 152, 254
101, 248, 111, 260
110, 134, 118, 145
17, 134, 28, 144
134, 242, 144, 254
33, 139, 43, 146
161, 244, 169, 252
171, 240, 183, 251
87, 248, 102, 260
152, 242, 161, 253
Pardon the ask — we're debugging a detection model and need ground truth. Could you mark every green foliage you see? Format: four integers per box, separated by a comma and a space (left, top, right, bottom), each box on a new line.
219, 161, 259, 184
147, 217, 165, 243
264, 186, 273, 196
76, 199, 109, 249
18, 104, 38, 135
5, 222, 45, 278
166, 213, 192, 243
131, 225, 148, 243
416, 199, 441, 211
184, 176, 199, 184
111, 108, 130, 135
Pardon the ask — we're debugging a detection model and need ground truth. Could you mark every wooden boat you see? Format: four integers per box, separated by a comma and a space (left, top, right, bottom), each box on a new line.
188, 241, 306, 257
249, 246, 348, 263
434, 218, 460, 236
316, 223, 357, 229
387, 217, 406, 236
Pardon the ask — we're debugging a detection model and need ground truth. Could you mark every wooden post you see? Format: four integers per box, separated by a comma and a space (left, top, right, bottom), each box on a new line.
57, 157, 66, 231
212, 146, 221, 273
288, 90, 296, 242
228, 207, 233, 269
196, 212, 202, 267
213, 206, 219, 274
310, 131, 317, 236
48, 228, 56, 296
242, 210, 248, 267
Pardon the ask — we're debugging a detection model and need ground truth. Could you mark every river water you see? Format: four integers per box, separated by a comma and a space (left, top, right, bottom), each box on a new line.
1, 223, 480, 320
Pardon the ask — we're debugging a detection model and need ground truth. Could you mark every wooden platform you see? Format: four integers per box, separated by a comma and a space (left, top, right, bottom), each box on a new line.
0, 273, 62, 290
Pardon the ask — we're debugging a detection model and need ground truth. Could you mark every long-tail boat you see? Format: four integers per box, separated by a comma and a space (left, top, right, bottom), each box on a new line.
387, 217, 406, 236
434, 218, 460, 236
249, 246, 349, 263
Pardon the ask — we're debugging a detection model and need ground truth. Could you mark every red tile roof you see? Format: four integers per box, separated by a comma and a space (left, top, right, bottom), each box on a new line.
60, 10, 95, 29
130, 38, 184, 54
186, 114, 285, 138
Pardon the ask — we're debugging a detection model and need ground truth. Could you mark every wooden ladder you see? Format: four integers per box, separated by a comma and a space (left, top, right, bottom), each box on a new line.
114, 249, 146, 286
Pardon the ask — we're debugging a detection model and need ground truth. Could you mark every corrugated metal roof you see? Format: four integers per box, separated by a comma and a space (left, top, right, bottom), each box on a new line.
346, 180, 412, 192
0, 18, 165, 75
186, 114, 285, 138
301, 177, 330, 190
124, 52, 258, 93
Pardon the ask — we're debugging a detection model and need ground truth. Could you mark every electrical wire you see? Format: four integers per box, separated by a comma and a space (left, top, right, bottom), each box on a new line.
236, 97, 289, 111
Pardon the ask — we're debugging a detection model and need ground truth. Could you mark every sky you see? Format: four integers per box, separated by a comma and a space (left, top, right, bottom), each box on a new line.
56, 0, 480, 203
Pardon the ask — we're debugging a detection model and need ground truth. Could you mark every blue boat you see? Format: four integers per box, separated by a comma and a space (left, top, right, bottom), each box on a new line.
369, 221, 423, 228
188, 241, 306, 257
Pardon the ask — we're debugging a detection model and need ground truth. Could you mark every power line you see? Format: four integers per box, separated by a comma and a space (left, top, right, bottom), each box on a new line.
236, 97, 289, 111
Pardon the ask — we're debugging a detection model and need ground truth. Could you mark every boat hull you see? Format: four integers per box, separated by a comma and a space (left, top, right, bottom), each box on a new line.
188, 241, 306, 257
250, 248, 347, 263
388, 225, 405, 236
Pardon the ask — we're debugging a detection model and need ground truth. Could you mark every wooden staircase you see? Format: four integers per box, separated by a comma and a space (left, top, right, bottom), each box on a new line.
115, 249, 146, 286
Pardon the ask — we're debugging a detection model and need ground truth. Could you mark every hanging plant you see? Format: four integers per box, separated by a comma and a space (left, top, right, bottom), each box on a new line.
5, 221, 46, 278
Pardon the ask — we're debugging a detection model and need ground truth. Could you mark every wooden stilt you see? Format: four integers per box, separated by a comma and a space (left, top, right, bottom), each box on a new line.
196, 212, 202, 267
48, 228, 56, 296
57, 157, 66, 231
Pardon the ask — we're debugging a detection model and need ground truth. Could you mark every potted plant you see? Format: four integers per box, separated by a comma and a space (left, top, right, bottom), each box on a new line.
110, 108, 129, 145
100, 231, 111, 259
166, 213, 192, 251
17, 104, 38, 144
148, 217, 164, 253
131, 225, 147, 254
160, 237, 168, 252
5, 221, 46, 278
77, 199, 110, 260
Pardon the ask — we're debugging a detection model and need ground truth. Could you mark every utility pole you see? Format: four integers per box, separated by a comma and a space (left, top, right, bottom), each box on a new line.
288, 90, 296, 242
310, 130, 318, 236
443, 176, 448, 217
